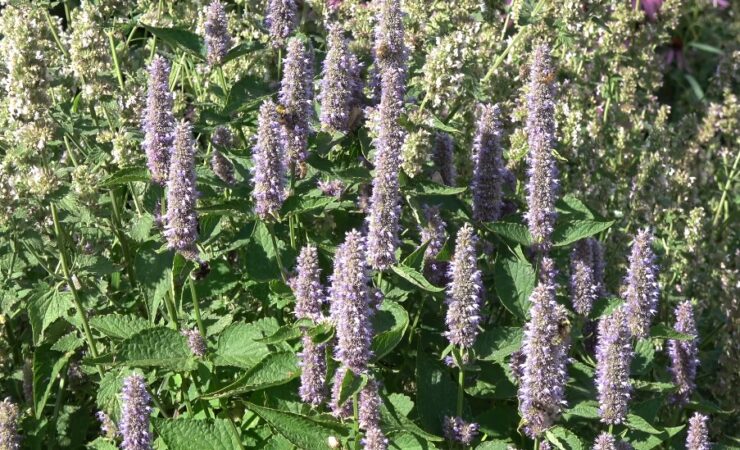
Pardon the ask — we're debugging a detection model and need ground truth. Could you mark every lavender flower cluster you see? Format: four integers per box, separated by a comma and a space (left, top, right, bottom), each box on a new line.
279, 38, 314, 168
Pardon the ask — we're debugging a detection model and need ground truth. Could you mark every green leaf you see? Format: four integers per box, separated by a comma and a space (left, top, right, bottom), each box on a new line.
632, 380, 675, 393
213, 319, 282, 369
475, 441, 515, 450
410, 182, 467, 196
246, 403, 348, 449
494, 257, 535, 321
416, 354, 457, 434
28, 289, 73, 344
153, 418, 242, 450
141, 25, 205, 58
390, 265, 445, 293
101, 167, 150, 187
564, 401, 600, 419
33, 345, 71, 419
591, 297, 623, 318
650, 324, 695, 341
338, 370, 368, 407
630, 425, 684, 450
116, 327, 196, 371
90, 314, 154, 339
687, 42, 723, 55
557, 195, 595, 219
684, 74, 704, 101
204, 352, 299, 399
96, 368, 131, 420
476, 406, 519, 439
474, 327, 523, 361
224, 75, 272, 114
546, 426, 585, 450
403, 241, 429, 272
222, 41, 267, 64
430, 115, 460, 133
465, 361, 517, 399
485, 222, 532, 246
372, 301, 410, 361
626, 414, 662, 434
256, 324, 303, 344
552, 219, 614, 247
632, 339, 655, 375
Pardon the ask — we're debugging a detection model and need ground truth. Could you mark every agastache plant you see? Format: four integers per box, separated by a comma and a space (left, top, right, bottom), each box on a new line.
433, 132, 456, 186
210, 150, 236, 185
419, 205, 448, 285
595, 307, 633, 424
279, 37, 314, 168
181, 328, 206, 357
359, 379, 387, 450
668, 301, 699, 405
164, 120, 199, 261
0, 398, 20, 450
623, 229, 660, 338
298, 335, 327, 406
518, 257, 571, 437
593, 433, 617, 450
471, 104, 505, 222
265, 0, 297, 48
445, 224, 483, 350
569, 238, 603, 316
204, 0, 232, 67
373, 0, 406, 76
525, 44, 559, 252
319, 24, 363, 133
142, 55, 175, 185
443, 416, 480, 446
119, 374, 153, 450
686, 413, 710, 450
251, 100, 287, 220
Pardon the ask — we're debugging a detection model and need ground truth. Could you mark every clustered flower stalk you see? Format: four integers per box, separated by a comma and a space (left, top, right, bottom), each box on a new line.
419, 205, 448, 285
251, 100, 288, 221
0, 398, 21, 450
181, 328, 206, 357
668, 301, 699, 405
595, 307, 633, 424
433, 132, 456, 187
211, 150, 236, 185
265, 0, 297, 48
686, 413, 710, 450
69, 1, 114, 98
119, 374, 153, 450
204, 0, 232, 67
471, 104, 505, 222
524, 44, 559, 253
319, 24, 363, 133
569, 238, 604, 316
443, 416, 480, 446
359, 379, 388, 450
445, 224, 483, 351
517, 257, 571, 437
164, 120, 199, 261
593, 433, 617, 450
623, 229, 660, 338
279, 38, 314, 169
142, 55, 175, 185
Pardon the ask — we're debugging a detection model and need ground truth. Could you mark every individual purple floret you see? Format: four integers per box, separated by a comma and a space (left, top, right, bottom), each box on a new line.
569, 238, 603, 316
142, 55, 175, 185
668, 301, 699, 405
318, 179, 345, 198
595, 307, 633, 425
279, 37, 314, 167
164, 120, 199, 261
366, 67, 405, 271
119, 374, 153, 450
419, 205, 448, 285
211, 150, 236, 185
329, 230, 374, 373
292, 245, 325, 322
471, 104, 505, 222
0, 398, 20, 450
319, 24, 363, 133
623, 229, 660, 338
445, 224, 483, 350
265, 0, 297, 48
96, 410, 117, 439
330, 367, 353, 419
524, 44, 559, 253
593, 433, 617, 450
518, 257, 571, 437
686, 413, 710, 450
298, 334, 328, 406
252, 100, 288, 220
433, 132, 456, 187
211, 126, 234, 148
181, 328, 206, 357
204, 0, 232, 66
443, 416, 480, 446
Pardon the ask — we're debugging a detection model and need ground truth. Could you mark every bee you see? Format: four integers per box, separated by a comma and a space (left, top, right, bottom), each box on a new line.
375, 43, 390, 60
190, 261, 211, 280
556, 315, 572, 345
541, 70, 557, 85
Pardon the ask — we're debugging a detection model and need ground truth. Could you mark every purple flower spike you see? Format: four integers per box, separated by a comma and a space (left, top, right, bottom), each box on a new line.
119, 374, 153, 450
298, 334, 328, 406
569, 238, 604, 316
164, 120, 199, 261
292, 245, 325, 322
433, 132, 456, 187
524, 44, 559, 253
279, 37, 314, 167
623, 229, 660, 338
359, 379, 382, 431
265, 0, 297, 48
668, 301, 699, 405
318, 179, 346, 198
319, 24, 363, 133
373, 0, 406, 75
204, 0, 232, 66
211, 150, 236, 185
330, 367, 353, 419
443, 416, 480, 446
0, 398, 20, 450
251, 100, 288, 221
362, 426, 389, 450
419, 205, 448, 285
142, 55, 175, 185
97, 410, 117, 439
329, 230, 374, 373
595, 307, 633, 425
686, 413, 710, 450
181, 328, 206, 357
471, 104, 505, 222
445, 224, 483, 350
518, 257, 571, 437
211, 126, 234, 148
593, 433, 617, 450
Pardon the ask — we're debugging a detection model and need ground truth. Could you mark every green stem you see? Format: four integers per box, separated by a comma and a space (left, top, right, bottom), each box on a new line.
534, 438, 540, 450
44, 10, 69, 59
456, 348, 465, 418
353, 393, 361, 450
267, 223, 288, 283
166, 270, 179, 330
51, 204, 102, 375
107, 30, 125, 90
712, 149, 740, 226
188, 277, 207, 338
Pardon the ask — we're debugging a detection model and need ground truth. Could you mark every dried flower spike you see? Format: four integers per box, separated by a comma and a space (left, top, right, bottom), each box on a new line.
433, 132, 456, 187
142, 55, 175, 185
119, 374, 153, 450
471, 104, 505, 222
251, 100, 288, 220
623, 229, 660, 338
595, 307, 633, 424
445, 224, 483, 350
204, 0, 232, 66
668, 301, 699, 405
164, 120, 199, 261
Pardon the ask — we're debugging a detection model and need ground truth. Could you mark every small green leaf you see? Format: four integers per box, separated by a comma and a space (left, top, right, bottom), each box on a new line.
591, 297, 623, 318
552, 219, 614, 247
632, 339, 655, 375
546, 426, 585, 450
153, 418, 242, 450
33, 345, 71, 419
372, 301, 410, 361
204, 352, 299, 399
564, 401, 600, 419
246, 403, 349, 449
256, 324, 303, 344
222, 41, 267, 64
485, 222, 532, 246
224, 75, 272, 114
687, 42, 723, 55
474, 327, 523, 361
630, 425, 685, 450
410, 182, 467, 196
430, 115, 460, 133
684, 74, 704, 101
390, 265, 445, 293
650, 324, 695, 341
28, 289, 73, 344
213, 319, 282, 369
101, 167, 150, 187
116, 327, 196, 371
141, 25, 205, 58
626, 414, 662, 434
338, 370, 368, 407
90, 314, 154, 340
494, 257, 535, 322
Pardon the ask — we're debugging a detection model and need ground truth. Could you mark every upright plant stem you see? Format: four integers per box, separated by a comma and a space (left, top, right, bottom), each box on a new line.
456, 347, 465, 418
353, 393, 361, 450
166, 270, 179, 330
188, 277, 207, 338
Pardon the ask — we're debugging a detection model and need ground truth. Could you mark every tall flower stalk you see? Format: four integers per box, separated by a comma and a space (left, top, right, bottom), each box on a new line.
265, 0, 297, 48
471, 104, 505, 222
569, 238, 604, 316
445, 224, 483, 351
164, 120, 199, 261
251, 100, 288, 221
433, 132, 456, 187
686, 413, 710, 450
668, 301, 699, 405
119, 374, 153, 450
204, 0, 233, 67
279, 37, 314, 169
623, 229, 660, 338
142, 55, 175, 185
595, 307, 633, 424
319, 24, 362, 133
0, 398, 20, 450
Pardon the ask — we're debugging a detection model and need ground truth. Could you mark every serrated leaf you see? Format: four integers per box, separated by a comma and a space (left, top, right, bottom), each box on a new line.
96, 368, 131, 420
222, 41, 267, 64
474, 327, 523, 361
372, 301, 410, 361
485, 222, 532, 246
116, 327, 196, 371
390, 265, 445, 293
33, 345, 71, 419
28, 289, 73, 344
246, 403, 348, 449
650, 324, 695, 341
632, 380, 675, 392
256, 324, 303, 344
626, 414, 661, 434
565, 401, 600, 419
592, 297, 623, 318
403, 241, 429, 272
632, 339, 655, 375
416, 354, 457, 434
557, 195, 595, 219
142, 25, 205, 58
101, 167, 150, 187
494, 257, 535, 322
476, 441, 514, 450
153, 418, 242, 450
338, 370, 367, 407
204, 352, 299, 399
546, 426, 585, 450
552, 220, 614, 247
213, 319, 282, 369
90, 314, 154, 340
630, 425, 684, 450
411, 182, 467, 196
224, 75, 272, 114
